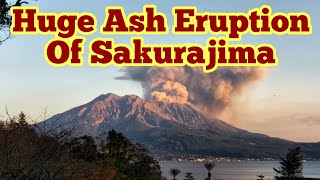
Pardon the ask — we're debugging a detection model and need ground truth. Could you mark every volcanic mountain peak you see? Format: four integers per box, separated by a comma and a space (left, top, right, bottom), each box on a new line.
47, 93, 239, 133
43, 93, 320, 158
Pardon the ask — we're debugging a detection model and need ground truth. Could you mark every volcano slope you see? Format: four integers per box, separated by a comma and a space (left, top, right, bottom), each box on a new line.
41, 93, 320, 159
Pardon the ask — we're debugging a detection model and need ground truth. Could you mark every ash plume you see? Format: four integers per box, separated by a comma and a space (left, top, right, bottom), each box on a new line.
151, 81, 188, 104
116, 66, 264, 115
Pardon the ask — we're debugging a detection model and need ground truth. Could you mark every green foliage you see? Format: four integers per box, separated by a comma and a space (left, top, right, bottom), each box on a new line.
66, 135, 98, 162
0, 0, 11, 26
184, 172, 195, 180
0, 113, 164, 180
169, 168, 181, 180
0, 0, 12, 44
100, 129, 163, 180
273, 147, 304, 178
18, 112, 28, 126
1, 0, 31, 21
0, 0, 33, 44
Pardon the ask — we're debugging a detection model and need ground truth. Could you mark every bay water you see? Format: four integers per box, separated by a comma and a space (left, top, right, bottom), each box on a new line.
160, 161, 320, 180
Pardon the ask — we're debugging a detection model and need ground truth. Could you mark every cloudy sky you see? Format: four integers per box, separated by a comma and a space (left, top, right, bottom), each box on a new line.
0, 0, 319, 142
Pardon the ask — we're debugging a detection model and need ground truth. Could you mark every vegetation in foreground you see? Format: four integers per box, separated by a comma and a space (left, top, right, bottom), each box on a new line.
168, 147, 311, 180
0, 112, 163, 180
273, 147, 304, 178
1, 0, 33, 45
0, 112, 317, 180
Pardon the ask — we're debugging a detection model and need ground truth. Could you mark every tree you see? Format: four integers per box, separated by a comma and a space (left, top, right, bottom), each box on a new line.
65, 135, 98, 162
18, 111, 28, 126
257, 174, 264, 180
204, 162, 215, 180
273, 147, 304, 178
184, 172, 195, 180
100, 129, 163, 180
0, 0, 11, 44
0, 113, 165, 179
169, 168, 180, 180
0, 112, 85, 179
0, 0, 32, 45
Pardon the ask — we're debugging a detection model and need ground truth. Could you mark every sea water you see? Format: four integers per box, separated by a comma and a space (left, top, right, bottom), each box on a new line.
160, 161, 320, 180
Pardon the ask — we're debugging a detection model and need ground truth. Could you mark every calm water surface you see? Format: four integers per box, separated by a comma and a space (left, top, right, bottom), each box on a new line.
160, 161, 320, 180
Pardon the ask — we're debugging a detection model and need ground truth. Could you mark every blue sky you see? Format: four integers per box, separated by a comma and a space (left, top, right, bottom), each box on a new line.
0, 0, 319, 142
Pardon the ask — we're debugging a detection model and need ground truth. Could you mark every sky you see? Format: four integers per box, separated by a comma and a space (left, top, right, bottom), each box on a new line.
0, 0, 320, 142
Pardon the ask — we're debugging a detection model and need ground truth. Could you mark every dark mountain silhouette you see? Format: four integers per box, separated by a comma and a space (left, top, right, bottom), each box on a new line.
42, 93, 320, 158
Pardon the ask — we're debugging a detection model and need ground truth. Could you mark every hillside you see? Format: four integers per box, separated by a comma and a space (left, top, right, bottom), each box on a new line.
42, 93, 320, 158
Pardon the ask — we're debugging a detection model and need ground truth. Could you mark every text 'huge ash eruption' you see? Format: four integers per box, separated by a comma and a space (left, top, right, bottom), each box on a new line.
117, 67, 264, 115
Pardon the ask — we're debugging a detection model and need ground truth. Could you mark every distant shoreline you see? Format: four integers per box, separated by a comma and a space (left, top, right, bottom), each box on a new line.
160, 161, 320, 180
158, 156, 319, 162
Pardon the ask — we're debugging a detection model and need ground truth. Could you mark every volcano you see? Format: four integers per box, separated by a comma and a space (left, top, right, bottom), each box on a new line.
42, 93, 320, 158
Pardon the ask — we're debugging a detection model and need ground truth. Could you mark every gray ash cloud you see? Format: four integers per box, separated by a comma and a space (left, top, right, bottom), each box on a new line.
116, 66, 264, 115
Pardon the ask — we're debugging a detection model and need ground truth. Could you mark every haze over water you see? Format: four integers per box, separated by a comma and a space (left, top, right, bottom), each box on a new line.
160, 161, 320, 180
